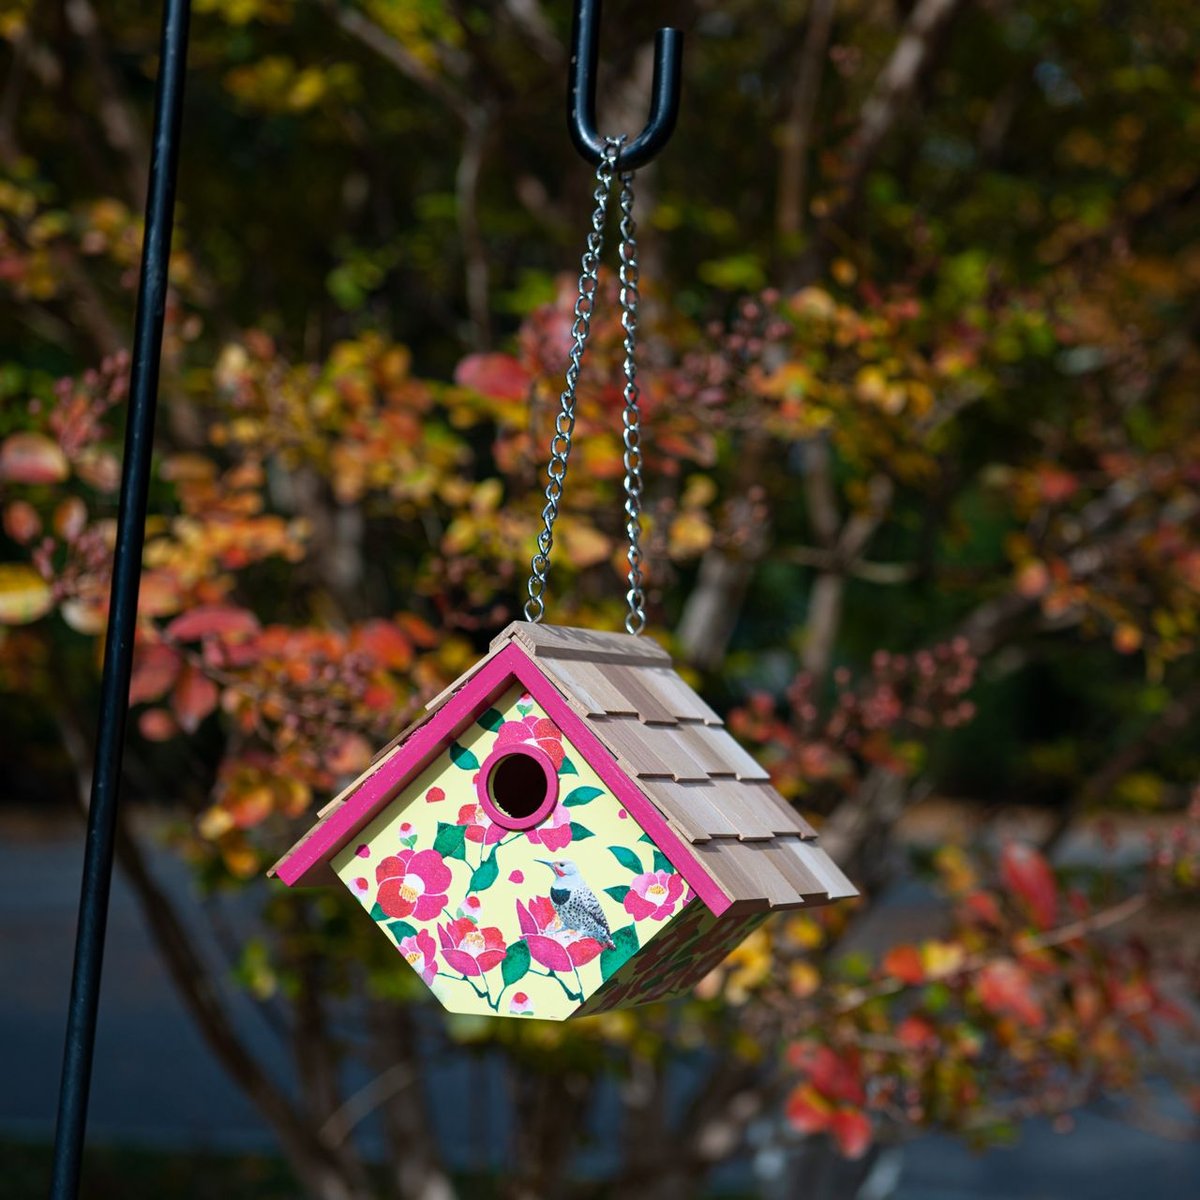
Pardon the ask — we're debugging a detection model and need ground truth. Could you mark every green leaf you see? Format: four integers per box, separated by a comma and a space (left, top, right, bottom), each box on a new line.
638, 832, 656, 844
387, 920, 416, 942
433, 820, 468, 861
369, 902, 387, 921
604, 885, 630, 903
563, 785, 602, 807
569, 822, 594, 841
476, 707, 504, 732
449, 741, 479, 770
470, 853, 499, 892
652, 849, 674, 875
608, 845, 643, 873
600, 924, 639, 982
559, 755, 578, 776
501, 939, 531, 987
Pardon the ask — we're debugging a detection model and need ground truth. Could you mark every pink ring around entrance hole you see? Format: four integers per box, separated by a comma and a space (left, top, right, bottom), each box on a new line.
475, 743, 560, 831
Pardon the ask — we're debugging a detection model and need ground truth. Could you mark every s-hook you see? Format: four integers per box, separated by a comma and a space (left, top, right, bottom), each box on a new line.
568, 0, 683, 171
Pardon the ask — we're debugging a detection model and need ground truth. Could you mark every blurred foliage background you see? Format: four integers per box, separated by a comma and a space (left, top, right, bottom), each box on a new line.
1, 1, 1198, 1197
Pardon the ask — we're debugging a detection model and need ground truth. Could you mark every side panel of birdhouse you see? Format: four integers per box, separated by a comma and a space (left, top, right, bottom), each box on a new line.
579, 905, 767, 1014
330, 683, 699, 1019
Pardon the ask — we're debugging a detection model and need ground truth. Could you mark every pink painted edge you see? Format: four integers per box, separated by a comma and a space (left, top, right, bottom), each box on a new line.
476, 742, 559, 831
272, 642, 731, 916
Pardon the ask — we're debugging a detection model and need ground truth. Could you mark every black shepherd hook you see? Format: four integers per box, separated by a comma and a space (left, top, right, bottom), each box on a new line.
568, 0, 683, 171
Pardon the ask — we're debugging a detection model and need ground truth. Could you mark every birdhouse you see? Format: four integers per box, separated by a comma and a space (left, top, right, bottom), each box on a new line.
270, 623, 856, 1019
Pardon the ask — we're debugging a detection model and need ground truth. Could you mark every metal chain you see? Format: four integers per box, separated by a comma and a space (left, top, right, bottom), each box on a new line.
617, 170, 646, 635
525, 139, 620, 623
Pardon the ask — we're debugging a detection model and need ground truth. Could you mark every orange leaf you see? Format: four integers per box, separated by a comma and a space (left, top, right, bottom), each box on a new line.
883, 943, 924, 985
129, 643, 182, 705
807, 1045, 866, 1106
3, 501, 42, 544
785, 1084, 833, 1135
171, 665, 219, 733
829, 1108, 873, 1160
977, 958, 1044, 1028
1000, 841, 1058, 929
351, 619, 413, 670
138, 708, 178, 741
0, 432, 69, 484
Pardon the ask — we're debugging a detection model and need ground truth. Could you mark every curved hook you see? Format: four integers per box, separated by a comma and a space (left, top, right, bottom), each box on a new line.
568, 0, 683, 172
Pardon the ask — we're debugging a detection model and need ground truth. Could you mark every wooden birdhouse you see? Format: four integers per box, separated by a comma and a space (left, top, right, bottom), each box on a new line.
270, 623, 856, 1019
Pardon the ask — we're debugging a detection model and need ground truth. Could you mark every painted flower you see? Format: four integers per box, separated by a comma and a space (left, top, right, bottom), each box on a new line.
495, 713, 565, 769
438, 918, 507, 977
525, 801, 573, 852
397, 929, 437, 986
457, 894, 483, 923
456, 801, 505, 845
509, 991, 534, 1016
517, 895, 604, 972
623, 870, 686, 921
375, 848, 452, 922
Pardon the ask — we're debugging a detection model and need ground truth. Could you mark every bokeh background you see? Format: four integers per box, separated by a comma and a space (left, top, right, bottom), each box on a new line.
1, 1, 1198, 1197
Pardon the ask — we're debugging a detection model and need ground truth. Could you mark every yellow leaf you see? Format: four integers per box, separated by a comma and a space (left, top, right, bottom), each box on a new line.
669, 511, 713, 558
0, 564, 52, 624
558, 522, 611, 569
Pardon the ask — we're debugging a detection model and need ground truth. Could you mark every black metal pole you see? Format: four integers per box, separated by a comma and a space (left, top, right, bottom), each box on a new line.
49, 2, 191, 1196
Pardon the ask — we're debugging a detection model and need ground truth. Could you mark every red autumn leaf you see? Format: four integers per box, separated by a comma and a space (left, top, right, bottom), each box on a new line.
977, 958, 1044, 1028
883, 943, 925, 985
785, 1084, 833, 1135
166, 605, 261, 642
829, 1108, 873, 1160
1000, 841, 1058, 929
896, 1014, 938, 1050
128, 643, 182, 705
138, 708, 178, 741
964, 889, 1005, 928
806, 1046, 866, 1106
454, 353, 532, 401
171, 664, 219, 733
3, 500, 42, 543
350, 619, 413, 670
0, 432, 69, 484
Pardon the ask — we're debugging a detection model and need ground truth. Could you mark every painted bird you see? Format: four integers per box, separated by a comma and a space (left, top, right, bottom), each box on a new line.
536, 859, 615, 950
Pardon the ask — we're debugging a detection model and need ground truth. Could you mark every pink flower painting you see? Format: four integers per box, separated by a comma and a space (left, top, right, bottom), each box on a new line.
495, 713, 565, 769
623, 870, 686, 921
509, 991, 534, 1015
517, 895, 604, 971
456, 801, 505, 846
397, 929, 438, 986
375, 848, 452, 921
438, 918, 507, 976
525, 801, 573, 852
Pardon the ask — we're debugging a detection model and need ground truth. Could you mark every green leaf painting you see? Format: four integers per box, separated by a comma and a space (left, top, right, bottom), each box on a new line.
604, 885, 630, 903
501, 940, 531, 987
559, 755, 578, 776
369, 902, 387, 921
476, 707, 504, 732
433, 820, 468, 861
449, 741, 479, 770
387, 919, 416, 942
608, 845, 643, 873
652, 849, 674, 875
470, 853, 499, 892
562, 785, 602, 807
568, 822, 594, 841
600, 924, 639, 982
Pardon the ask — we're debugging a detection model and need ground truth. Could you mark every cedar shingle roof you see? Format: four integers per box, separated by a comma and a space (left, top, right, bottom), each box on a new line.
483, 622, 856, 912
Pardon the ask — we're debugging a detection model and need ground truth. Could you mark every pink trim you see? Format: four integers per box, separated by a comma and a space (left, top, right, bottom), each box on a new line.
273, 642, 731, 915
476, 743, 559, 831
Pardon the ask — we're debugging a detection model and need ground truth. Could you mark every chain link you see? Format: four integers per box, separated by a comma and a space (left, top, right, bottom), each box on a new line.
617, 170, 646, 635
525, 139, 620, 622
524, 136, 647, 634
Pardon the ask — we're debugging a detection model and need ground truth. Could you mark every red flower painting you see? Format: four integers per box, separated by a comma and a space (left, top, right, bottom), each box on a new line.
495, 713, 565, 769
517, 895, 604, 971
375, 848, 452, 921
524, 801, 573, 852
455, 801, 505, 845
623, 870, 686, 921
397, 929, 438, 986
438, 918, 507, 976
